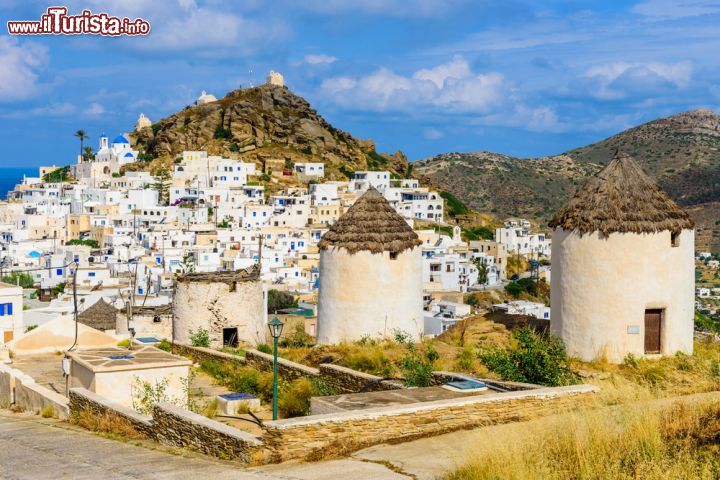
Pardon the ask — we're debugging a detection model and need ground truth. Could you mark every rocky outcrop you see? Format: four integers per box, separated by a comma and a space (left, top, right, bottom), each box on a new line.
130, 84, 410, 179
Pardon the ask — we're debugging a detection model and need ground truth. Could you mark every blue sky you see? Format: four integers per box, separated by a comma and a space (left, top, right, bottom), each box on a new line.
1, 0, 719, 167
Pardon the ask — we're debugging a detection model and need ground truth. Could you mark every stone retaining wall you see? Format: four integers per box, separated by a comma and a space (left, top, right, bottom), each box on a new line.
68, 388, 153, 437
153, 402, 263, 462
318, 364, 403, 393
262, 384, 598, 462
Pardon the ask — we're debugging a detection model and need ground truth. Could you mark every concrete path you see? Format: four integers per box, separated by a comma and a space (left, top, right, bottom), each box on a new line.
0, 411, 272, 480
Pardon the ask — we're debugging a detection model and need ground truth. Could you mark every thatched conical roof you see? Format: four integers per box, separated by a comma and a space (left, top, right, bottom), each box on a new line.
549, 151, 694, 235
318, 187, 422, 255
176, 263, 260, 285
77, 299, 118, 332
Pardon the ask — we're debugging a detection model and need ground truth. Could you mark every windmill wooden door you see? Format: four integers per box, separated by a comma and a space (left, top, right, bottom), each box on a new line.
644, 309, 662, 354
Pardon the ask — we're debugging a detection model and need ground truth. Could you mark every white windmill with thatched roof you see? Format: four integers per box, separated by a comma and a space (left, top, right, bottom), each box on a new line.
317, 187, 423, 344
549, 151, 695, 363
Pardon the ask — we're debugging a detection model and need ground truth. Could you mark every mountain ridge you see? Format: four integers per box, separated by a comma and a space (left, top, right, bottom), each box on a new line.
414, 109, 720, 252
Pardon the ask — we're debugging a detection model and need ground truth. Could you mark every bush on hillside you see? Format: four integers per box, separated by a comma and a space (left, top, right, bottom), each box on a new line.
478, 328, 577, 386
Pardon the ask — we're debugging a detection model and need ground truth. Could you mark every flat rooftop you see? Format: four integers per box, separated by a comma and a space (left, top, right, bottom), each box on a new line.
67, 346, 191, 373
310, 385, 494, 414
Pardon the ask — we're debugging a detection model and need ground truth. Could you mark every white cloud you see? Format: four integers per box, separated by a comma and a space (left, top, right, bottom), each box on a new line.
584, 61, 692, 86
294, 0, 460, 18
320, 56, 507, 113
85, 103, 105, 116
413, 55, 471, 88
632, 0, 720, 19
422, 127, 444, 140
68, 0, 289, 55
0, 37, 48, 103
305, 54, 337, 65
580, 61, 693, 99
3, 102, 76, 119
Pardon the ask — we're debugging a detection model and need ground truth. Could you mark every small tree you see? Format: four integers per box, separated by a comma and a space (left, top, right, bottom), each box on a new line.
267, 289, 297, 313
74, 130, 88, 161
473, 257, 489, 286
152, 167, 171, 206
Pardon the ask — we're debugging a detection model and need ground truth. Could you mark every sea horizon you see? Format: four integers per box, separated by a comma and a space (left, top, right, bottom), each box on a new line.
0, 167, 41, 200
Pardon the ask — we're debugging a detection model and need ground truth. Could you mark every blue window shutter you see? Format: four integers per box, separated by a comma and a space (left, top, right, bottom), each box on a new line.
8, 304, 12, 315
56, 268, 62, 275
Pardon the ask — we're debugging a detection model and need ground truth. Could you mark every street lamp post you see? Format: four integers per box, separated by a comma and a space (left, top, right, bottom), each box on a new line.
268, 316, 284, 421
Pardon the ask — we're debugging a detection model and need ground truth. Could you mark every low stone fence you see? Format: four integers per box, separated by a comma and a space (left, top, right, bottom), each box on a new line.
430, 371, 539, 391
172, 344, 246, 366
153, 402, 263, 462
318, 364, 403, 393
0, 362, 69, 419
262, 384, 598, 462
68, 388, 154, 438
245, 349, 320, 381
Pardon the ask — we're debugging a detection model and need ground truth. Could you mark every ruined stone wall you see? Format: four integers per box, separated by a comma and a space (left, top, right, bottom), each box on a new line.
263, 384, 597, 462
173, 279, 267, 348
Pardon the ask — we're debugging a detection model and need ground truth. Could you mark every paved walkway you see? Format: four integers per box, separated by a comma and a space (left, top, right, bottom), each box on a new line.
6, 391, 719, 480
0, 412, 271, 480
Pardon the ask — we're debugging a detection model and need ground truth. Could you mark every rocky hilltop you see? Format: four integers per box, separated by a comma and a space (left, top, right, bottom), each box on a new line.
130, 84, 410, 179
415, 109, 720, 252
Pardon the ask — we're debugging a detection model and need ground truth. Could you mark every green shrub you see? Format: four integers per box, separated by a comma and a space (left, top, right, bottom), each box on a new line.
505, 281, 524, 297
398, 341, 438, 387
280, 323, 314, 348
455, 345, 475, 372
3, 272, 35, 288
279, 377, 314, 417
256, 343, 272, 354
66, 238, 100, 249
478, 328, 577, 386
156, 339, 172, 352
189, 327, 210, 347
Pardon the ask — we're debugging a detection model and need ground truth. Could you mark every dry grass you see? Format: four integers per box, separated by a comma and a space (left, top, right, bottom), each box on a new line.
574, 340, 720, 406
276, 317, 513, 378
447, 400, 720, 480
71, 407, 147, 440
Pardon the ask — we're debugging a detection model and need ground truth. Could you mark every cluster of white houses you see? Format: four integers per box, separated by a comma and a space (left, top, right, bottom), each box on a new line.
0, 129, 535, 349
0, 79, 697, 368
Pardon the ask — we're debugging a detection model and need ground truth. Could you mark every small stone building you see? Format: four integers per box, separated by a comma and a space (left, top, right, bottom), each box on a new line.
549, 151, 695, 363
317, 188, 423, 344
173, 265, 267, 348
